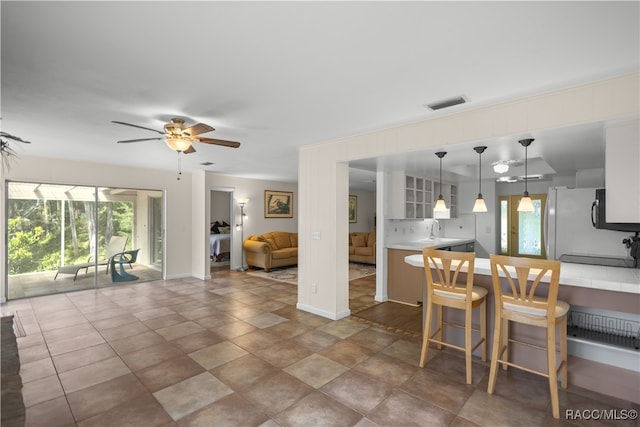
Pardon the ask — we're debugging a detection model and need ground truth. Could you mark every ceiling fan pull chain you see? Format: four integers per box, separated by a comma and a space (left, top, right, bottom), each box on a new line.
177, 152, 182, 181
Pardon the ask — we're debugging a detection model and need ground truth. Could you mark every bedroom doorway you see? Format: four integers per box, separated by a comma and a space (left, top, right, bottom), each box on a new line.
210, 188, 233, 271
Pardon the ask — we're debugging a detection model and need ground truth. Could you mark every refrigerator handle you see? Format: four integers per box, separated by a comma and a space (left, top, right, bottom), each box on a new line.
544, 194, 550, 256
591, 200, 597, 228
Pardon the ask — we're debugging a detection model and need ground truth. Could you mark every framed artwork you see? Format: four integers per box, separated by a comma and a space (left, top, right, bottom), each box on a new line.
349, 195, 357, 223
265, 190, 294, 218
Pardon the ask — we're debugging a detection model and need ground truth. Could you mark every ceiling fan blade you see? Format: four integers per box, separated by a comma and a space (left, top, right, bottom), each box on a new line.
196, 137, 241, 148
185, 123, 214, 136
112, 121, 164, 135
183, 145, 196, 154
117, 137, 163, 143
0, 131, 31, 144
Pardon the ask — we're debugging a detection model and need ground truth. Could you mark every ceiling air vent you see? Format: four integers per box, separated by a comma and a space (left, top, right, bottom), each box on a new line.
200, 162, 215, 166
425, 95, 468, 111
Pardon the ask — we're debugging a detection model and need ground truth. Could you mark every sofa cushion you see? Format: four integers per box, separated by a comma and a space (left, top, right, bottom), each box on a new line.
352, 234, 367, 247
290, 234, 298, 247
272, 248, 297, 260
366, 232, 376, 247
272, 232, 293, 249
349, 246, 356, 255
355, 246, 374, 256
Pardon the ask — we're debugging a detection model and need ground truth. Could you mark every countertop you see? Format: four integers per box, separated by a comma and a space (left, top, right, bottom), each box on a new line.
404, 254, 640, 295
386, 237, 475, 251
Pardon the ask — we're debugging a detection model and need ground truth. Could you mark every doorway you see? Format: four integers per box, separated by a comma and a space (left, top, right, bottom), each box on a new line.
210, 189, 233, 271
499, 194, 547, 258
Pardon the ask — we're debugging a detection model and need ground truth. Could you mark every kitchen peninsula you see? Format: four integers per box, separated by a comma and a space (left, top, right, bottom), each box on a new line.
387, 237, 475, 305
401, 251, 640, 404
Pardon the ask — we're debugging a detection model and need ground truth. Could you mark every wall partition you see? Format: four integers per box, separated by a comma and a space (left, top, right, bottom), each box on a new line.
5, 181, 164, 299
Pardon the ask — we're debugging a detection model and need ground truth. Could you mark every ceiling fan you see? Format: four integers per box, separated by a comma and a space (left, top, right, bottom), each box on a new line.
1, 131, 32, 172
112, 117, 241, 154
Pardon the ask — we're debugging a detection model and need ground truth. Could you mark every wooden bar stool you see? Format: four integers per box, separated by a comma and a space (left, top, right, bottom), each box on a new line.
419, 248, 487, 384
487, 255, 569, 419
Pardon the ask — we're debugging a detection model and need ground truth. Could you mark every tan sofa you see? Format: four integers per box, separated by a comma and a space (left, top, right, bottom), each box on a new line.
243, 231, 298, 272
349, 231, 376, 264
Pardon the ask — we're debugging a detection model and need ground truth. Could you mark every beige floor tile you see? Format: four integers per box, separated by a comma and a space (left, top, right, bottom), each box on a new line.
155, 320, 205, 341
210, 354, 279, 391
98, 320, 150, 341
457, 389, 548, 427
368, 390, 456, 427
136, 355, 205, 392
21, 375, 65, 408
51, 343, 116, 373
283, 353, 349, 389
239, 371, 314, 417
274, 391, 362, 427
47, 331, 106, 356
24, 396, 75, 427
59, 356, 131, 394
321, 370, 394, 415
317, 317, 369, 339
153, 372, 233, 421
171, 330, 226, 353
108, 330, 167, 355
19, 357, 57, 383
66, 373, 147, 422
243, 312, 289, 329
231, 329, 282, 352
188, 340, 248, 370
120, 341, 184, 371
254, 339, 313, 369
16, 343, 50, 364
319, 340, 374, 367
176, 393, 270, 426
77, 393, 173, 427
353, 353, 419, 387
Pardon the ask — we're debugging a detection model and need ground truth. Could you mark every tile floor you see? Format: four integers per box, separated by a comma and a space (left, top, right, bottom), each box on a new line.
4, 269, 638, 427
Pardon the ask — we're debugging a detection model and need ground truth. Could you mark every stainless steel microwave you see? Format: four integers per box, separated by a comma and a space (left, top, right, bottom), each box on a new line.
592, 189, 640, 232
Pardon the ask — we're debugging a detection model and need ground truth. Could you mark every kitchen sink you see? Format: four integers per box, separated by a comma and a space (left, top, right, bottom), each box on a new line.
419, 237, 460, 243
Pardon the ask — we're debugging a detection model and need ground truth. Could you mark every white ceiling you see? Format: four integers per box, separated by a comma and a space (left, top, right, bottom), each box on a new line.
2, 2, 638, 190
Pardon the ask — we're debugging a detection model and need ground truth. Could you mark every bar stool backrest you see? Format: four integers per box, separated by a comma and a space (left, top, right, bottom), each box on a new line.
489, 255, 561, 326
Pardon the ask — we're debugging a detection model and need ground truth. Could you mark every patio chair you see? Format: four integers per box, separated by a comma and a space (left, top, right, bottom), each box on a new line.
110, 249, 139, 282
54, 235, 129, 281
95, 235, 129, 274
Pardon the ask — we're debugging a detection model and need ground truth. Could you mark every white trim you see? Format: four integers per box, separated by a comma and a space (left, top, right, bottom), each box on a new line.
296, 303, 350, 320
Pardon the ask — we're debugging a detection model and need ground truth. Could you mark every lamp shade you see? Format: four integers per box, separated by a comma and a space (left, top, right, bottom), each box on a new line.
517, 195, 534, 212
434, 197, 447, 212
166, 136, 192, 152
472, 196, 488, 212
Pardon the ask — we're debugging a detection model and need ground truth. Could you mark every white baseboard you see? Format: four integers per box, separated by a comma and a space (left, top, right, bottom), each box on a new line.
296, 303, 350, 320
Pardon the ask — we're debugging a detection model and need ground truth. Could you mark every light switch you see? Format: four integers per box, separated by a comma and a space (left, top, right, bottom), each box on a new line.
311, 231, 321, 240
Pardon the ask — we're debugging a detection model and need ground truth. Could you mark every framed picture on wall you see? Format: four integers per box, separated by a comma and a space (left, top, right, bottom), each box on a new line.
265, 190, 294, 218
349, 195, 357, 223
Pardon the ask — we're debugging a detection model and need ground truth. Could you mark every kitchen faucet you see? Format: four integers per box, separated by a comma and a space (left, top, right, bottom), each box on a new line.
429, 219, 439, 239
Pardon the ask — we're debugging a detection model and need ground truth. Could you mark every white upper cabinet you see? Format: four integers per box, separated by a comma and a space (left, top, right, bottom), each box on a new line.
388, 171, 456, 219
605, 118, 640, 223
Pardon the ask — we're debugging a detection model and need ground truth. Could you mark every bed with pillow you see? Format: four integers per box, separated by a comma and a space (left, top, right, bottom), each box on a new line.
210, 221, 231, 261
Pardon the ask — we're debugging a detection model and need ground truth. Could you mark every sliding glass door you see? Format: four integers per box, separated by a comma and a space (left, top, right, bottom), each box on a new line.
6, 181, 164, 299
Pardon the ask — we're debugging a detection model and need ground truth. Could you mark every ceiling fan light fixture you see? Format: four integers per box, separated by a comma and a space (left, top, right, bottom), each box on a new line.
166, 136, 192, 152
493, 162, 509, 174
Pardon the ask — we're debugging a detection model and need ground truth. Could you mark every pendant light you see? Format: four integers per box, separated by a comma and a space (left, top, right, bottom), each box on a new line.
517, 138, 535, 212
472, 146, 488, 212
433, 152, 448, 212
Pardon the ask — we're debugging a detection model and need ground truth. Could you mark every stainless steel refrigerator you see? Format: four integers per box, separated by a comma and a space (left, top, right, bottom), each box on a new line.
545, 187, 631, 261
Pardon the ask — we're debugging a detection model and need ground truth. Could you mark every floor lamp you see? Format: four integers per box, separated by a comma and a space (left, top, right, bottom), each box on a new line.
237, 198, 249, 271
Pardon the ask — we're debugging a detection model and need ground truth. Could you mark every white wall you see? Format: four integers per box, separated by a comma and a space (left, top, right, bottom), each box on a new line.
298, 72, 640, 319
210, 191, 231, 225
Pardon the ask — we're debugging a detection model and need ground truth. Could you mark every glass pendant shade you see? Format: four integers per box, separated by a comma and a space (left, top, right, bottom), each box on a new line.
433, 151, 448, 212
517, 139, 534, 212
517, 194, 534, 212
473, 195, 488, 212
166, 136, 192, 152
434, 197, 447, 212
472, 146, 488, 213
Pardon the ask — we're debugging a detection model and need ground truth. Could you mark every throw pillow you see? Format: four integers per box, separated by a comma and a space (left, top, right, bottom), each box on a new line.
219, 226, 230, 234
352, 234, 366, 247
211, 223, 220, 234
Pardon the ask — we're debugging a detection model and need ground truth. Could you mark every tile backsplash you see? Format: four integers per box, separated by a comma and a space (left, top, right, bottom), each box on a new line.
386, 214, 476, 244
